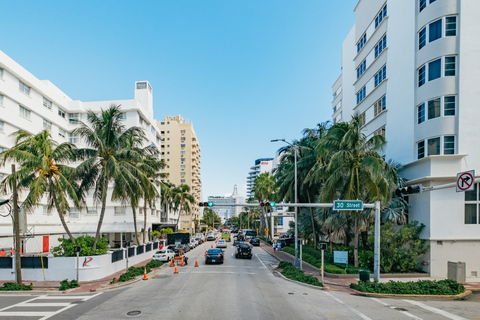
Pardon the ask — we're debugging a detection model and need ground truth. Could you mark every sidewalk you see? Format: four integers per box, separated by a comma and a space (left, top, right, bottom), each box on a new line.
259, 241, 480, 293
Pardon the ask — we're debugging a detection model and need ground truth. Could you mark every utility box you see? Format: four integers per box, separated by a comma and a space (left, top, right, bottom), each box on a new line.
448, 261, 466, 283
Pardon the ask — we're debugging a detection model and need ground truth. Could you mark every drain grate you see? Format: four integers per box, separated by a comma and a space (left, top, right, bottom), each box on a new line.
127, 311, 142, 316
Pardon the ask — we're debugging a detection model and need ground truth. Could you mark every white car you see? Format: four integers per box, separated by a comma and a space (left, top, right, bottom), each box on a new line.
216, 239, 227, 248
152, 249, 175, 262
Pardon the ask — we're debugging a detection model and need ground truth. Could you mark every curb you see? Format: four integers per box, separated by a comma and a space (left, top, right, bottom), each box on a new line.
98, 263, 169, 292
350, 289, 472, 300
273, 270, 327, 291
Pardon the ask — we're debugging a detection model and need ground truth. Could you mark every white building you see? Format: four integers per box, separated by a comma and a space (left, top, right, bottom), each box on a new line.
208, 185, 244, 220
246, 158, 273, 199
0, 49, 168, 253
333, 0, 480, 278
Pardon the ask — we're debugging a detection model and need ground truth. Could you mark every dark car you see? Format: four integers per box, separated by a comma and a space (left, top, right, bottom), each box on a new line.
250, 238, 260, 246
235, 243, 252, 259
233, 240, 244, 247
205, 248, 224, 264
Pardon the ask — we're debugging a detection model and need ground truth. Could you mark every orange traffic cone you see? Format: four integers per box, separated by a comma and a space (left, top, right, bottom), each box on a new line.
181, 259, 185, 267
174, 263, 178, 274
170, 260, 174, 267
211, 244, 213, 248
143, 267, 148, 280
204, 251, 207, 256
195, 258, 199, 267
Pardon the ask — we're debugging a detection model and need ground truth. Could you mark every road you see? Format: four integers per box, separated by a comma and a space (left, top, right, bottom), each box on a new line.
0, 240, 479, 320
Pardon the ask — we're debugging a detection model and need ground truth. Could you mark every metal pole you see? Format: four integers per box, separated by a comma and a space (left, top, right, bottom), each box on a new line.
299, 240, 302, 270
374, 201, 381, 281
294, 147, 299, 267
12, 164, 22, 284
76, 251, 79, 282
321, 249, 324, 284
270, 211, 274, 240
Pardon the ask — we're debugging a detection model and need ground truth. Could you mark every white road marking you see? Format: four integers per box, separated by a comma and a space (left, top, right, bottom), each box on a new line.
322, 292, 372, 320
404, 300, 467, 320
190, 271, 259, 274
372, 298, 423, 320
255, 254, 268, 268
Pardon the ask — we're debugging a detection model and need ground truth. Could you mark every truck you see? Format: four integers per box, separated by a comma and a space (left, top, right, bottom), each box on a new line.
166, 232, 190, 246
222, 231, 231, 242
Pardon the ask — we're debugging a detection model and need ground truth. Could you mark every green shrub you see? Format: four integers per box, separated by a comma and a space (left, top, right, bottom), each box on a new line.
280, 263, 323, 287
350, 279, 465, 295
53, 235, 108, 257
146, 260, 163, 269
278, 261, 292, 269
118, 266, 152, 282
0, 282, 33, 291
59, 279, 80, 291
324, 264, 346, 274
259, 236, 272, 244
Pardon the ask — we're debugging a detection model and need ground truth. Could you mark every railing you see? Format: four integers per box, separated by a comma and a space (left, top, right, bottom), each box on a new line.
153, 242, 158, 250
146, 243, 152, 252
128, 247, 135, 257
21, 256, 47, 269
0, 257, 12, 269
111, 250, 124, 263
136, 246, 144, 255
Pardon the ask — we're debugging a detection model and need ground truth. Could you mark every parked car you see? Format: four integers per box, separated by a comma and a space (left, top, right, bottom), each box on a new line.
153, 249, 175, 262
235, 243, 252, 259
207, 233, 216, 241
205, 248, 224, 264
250, 238, 260, 246
195, 237, 203, 244
216, 239, 227, 248
189, 238, 197, 249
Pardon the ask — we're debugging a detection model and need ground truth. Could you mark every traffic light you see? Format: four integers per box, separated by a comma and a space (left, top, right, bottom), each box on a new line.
199, 202, 213, 207
395, 184, 423, 197
260, 202, 275, 207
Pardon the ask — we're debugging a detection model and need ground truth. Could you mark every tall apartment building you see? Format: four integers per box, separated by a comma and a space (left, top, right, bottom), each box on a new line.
333, 0, 480, 277
158, 115, 201, 233
208, 185, 244, 221
246, 158, 273, 199
0, 49, 166, 252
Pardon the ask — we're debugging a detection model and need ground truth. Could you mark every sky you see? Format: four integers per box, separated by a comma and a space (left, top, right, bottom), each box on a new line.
1, 0, 358, 200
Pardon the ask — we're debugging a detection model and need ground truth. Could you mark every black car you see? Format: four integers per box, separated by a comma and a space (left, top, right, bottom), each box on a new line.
205, 248, 224, 264
233, 240, 244, 247
235, 243, 252, 259
249, 238, 260, 246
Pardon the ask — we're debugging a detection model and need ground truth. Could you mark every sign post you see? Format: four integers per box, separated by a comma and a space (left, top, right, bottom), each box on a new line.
319, 243, 327, 284
74, 246, 81, 281
457, 170, 475, 192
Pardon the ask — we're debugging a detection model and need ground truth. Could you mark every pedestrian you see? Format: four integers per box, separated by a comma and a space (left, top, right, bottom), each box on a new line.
277, 242, 282, 251
273, 241, 276, 252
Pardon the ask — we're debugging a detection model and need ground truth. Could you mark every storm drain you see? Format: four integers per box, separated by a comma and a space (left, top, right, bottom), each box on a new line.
127, 311, 142, 316
288, 292, 294, 295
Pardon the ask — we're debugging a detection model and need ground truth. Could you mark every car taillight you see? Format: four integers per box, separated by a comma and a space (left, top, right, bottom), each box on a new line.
217, 254, 221, 257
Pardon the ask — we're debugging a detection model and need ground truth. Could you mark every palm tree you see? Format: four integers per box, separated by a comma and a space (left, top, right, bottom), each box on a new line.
173, 184, 195, 231
253, 172, 276, 236
160, 181, 175, 223
73, 104, 146, 250
0, 130, 80, 242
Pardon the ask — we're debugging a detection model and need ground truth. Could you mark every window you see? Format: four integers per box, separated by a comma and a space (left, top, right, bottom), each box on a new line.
181, 172, 186, 176
137, 82, 147, 89
357, 34, 366, 53
181, 137, 186, 141
444, 96, 455, 116
151, 125, 156, 135
374, 126, 385, 138
444, 136, 455, 154
429, 0, 437, 3
418, 141, 425, 159
151, 209, 155, 216
181, 179, 186, 183
445, 56, 456, 76
114, 206, 126, 215
58, 128, 66, 138
429, 19, 442, 42
356, 86, 366, 105
374, 35, 387, 58
68, 113, 79, 124
181, 130, 186, 134
69, 133, 79, 144
43, 97, 52, 109
465, 184, 479, 224
446, 16, 457, 36
418, 66, 426, 87
375, 5, 387, 28
418, 103, 425, 124
0, 121, 3, 132
43, 119, 52, 130
69, 208, 79, 219
0, 68, 3, 78
119, 112, 126, 120
428, 98, 441, 119
58, 108, 66, 118
181, 165, 186, 169
19, 81, 30, 95
86, 207, 97, 215
374, 66, 386, 87
428, 59, 441, 81
419, 0, 426, 12
427, 137, 440, 156
359, 112, 366, 126
43, 205, 52, 216
180, 158, 186, 162
19, 105, 30, 119
181, 151, 186, 155
419, 28, 426, 50
181, 144, 186, 148
356, 60, 366, 79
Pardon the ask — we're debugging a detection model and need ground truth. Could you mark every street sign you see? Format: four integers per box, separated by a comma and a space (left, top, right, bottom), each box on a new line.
333, 200, 363, 211
319, 243, 327, 250
457, 170, 475, 192
334, 251, 348, 264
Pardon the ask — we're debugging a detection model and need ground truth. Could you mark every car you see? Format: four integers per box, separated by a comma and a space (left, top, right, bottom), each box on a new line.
216, 239, 227, 248
206, 233, 216, 241
235, 242, 252, 259
250, 238, 260, 246
205, 248, 224, 264
189, 239, 197, 249
152, 249, 175, 262
195, 237, 203, 244
233, 240, 244, 247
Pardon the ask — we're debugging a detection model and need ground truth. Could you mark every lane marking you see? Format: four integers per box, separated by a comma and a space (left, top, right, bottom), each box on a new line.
322, 292, 372, 320
404, 300, 467, 320
372, 298, 423, 320
255, 254, 268, 269
189, 271, 259, 274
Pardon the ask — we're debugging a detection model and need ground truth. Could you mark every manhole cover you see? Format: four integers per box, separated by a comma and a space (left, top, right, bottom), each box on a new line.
394, 308, 408, 312
303, 293, 308, 295
127, 311, 142, 316
288, 292, 294, 295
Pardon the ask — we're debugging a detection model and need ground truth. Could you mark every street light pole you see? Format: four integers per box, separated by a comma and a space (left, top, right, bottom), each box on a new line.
272, 139, 300, 268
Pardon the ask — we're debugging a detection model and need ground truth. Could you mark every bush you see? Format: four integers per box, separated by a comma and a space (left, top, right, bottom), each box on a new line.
118, 266, 152, 282
146, 260, 163, 269
259, 236, 272, 245
324, 264, 346, 274
53, 235, 108, 257
0, 282, 33, 291
350, 279, 465, 295
279, 261, 323, 287
59, 279, 80, 291
278, 261, 292, 269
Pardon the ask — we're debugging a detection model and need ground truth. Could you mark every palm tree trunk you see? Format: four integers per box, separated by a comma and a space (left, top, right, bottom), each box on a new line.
307, 192, 317, 249
132, 207, 140, 245
354, 217, 359, 268
93, 175, 108, 251
143, 198, 147, 244
52, 192, 75, 243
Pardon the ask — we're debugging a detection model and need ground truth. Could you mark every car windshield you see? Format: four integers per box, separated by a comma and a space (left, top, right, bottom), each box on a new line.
156, 250, 166, 254
207, 249, 222, 254
239, 244, 250, 249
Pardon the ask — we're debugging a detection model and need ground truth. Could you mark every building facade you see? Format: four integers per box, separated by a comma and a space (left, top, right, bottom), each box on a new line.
246, 158, 273, 199
208, 185, 244, 221
333, 0, 480, 278
158, 115, 201, 233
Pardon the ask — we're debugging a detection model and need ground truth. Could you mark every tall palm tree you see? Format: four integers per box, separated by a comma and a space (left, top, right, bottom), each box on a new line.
253, 172, 276, 235
73, 105, 146, 250
160, 181, 175, 223
0, 130, 80, 242
173, 184, 195, 230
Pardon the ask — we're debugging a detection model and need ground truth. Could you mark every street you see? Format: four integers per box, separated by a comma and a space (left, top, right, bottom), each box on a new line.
0, 241, 479, 320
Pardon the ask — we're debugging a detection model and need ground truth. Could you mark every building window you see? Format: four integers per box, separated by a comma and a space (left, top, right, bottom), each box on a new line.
465, 184, 479, 224
374, 4, 387, 28
58, 108, 66, 119
151, 125, 156, 135
419, 28, 426, 50
19, 105, 30, 119
374, 35, 387, 58
181, 165, 186, 169
43, 97, 52, 109
428, 59, 441, 81
444, 136, 455, 154
43, 119, 52, 130
419, 0, 426, 12
19, 81, 30, 95
181, 151, 186, 155
359, 112, 366, 126
69, 208, 79, 219
374, 66, 386, 87
58, 128, 66, 138
357, 34, 366, 53
86, 207, 97, 215
356, 86, 366, 105
181, 179, 186, 183
418, 141, 425, 159
0, 121, 3, 132
0, 94, 3, 106
181, 172, 186, 176
181, 137, 186, 141
181, 144, 186, 148
429, 19, 442, 42
445, 56, 456, 76
356, 60, 366, 79
137, 82, 147, 89
418, 66, 426, 87
68, 113, 79, 124
373, 126, 385, 138
427, 98, 441, 120
114, 206, 126, 215
418, 103, 425, 124
69, 133, 79, 144
0, 68, 3, 78
427, 137, 440, 156
181, 130, 186, 134
43, 205, 52, 216
444, 96, 455, 116
446, 16, 457, 36
119, 112, 126, 120
180, 158, 186, 162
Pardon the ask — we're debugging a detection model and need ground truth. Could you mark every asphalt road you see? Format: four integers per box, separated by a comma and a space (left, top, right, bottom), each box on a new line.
1, 240, 479, 320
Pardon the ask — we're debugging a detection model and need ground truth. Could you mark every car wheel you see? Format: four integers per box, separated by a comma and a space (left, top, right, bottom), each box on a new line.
167, 257, 170, 262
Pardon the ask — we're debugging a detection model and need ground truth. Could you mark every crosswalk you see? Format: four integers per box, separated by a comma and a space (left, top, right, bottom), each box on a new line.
0, 293, 101, 320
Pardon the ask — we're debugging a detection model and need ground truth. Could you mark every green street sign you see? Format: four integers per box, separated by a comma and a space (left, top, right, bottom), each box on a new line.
333, 200, 363, 211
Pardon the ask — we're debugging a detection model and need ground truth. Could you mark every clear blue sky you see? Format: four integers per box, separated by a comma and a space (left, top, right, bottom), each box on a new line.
1, 1, 358, 200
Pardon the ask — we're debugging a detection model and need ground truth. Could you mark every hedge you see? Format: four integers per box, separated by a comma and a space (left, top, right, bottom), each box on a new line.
279, 262, 323, 287
350, 279, 465, 295
0, 282, 33, 291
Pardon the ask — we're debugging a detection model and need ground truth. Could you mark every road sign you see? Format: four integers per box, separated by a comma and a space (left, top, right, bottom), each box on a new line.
457, 170, 475, 192
334, 251, 348, 264
333, 200, 363, 211
319, 243, 327, 250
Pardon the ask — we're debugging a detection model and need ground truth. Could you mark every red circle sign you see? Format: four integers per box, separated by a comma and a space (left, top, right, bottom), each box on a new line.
457, 172, 474, 191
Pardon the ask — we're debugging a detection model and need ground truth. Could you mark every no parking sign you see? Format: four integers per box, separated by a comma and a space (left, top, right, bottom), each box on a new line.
457, 170, 475, 192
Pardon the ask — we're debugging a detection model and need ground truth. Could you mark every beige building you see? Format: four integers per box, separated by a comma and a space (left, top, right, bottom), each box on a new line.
158, 115, 201, 233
